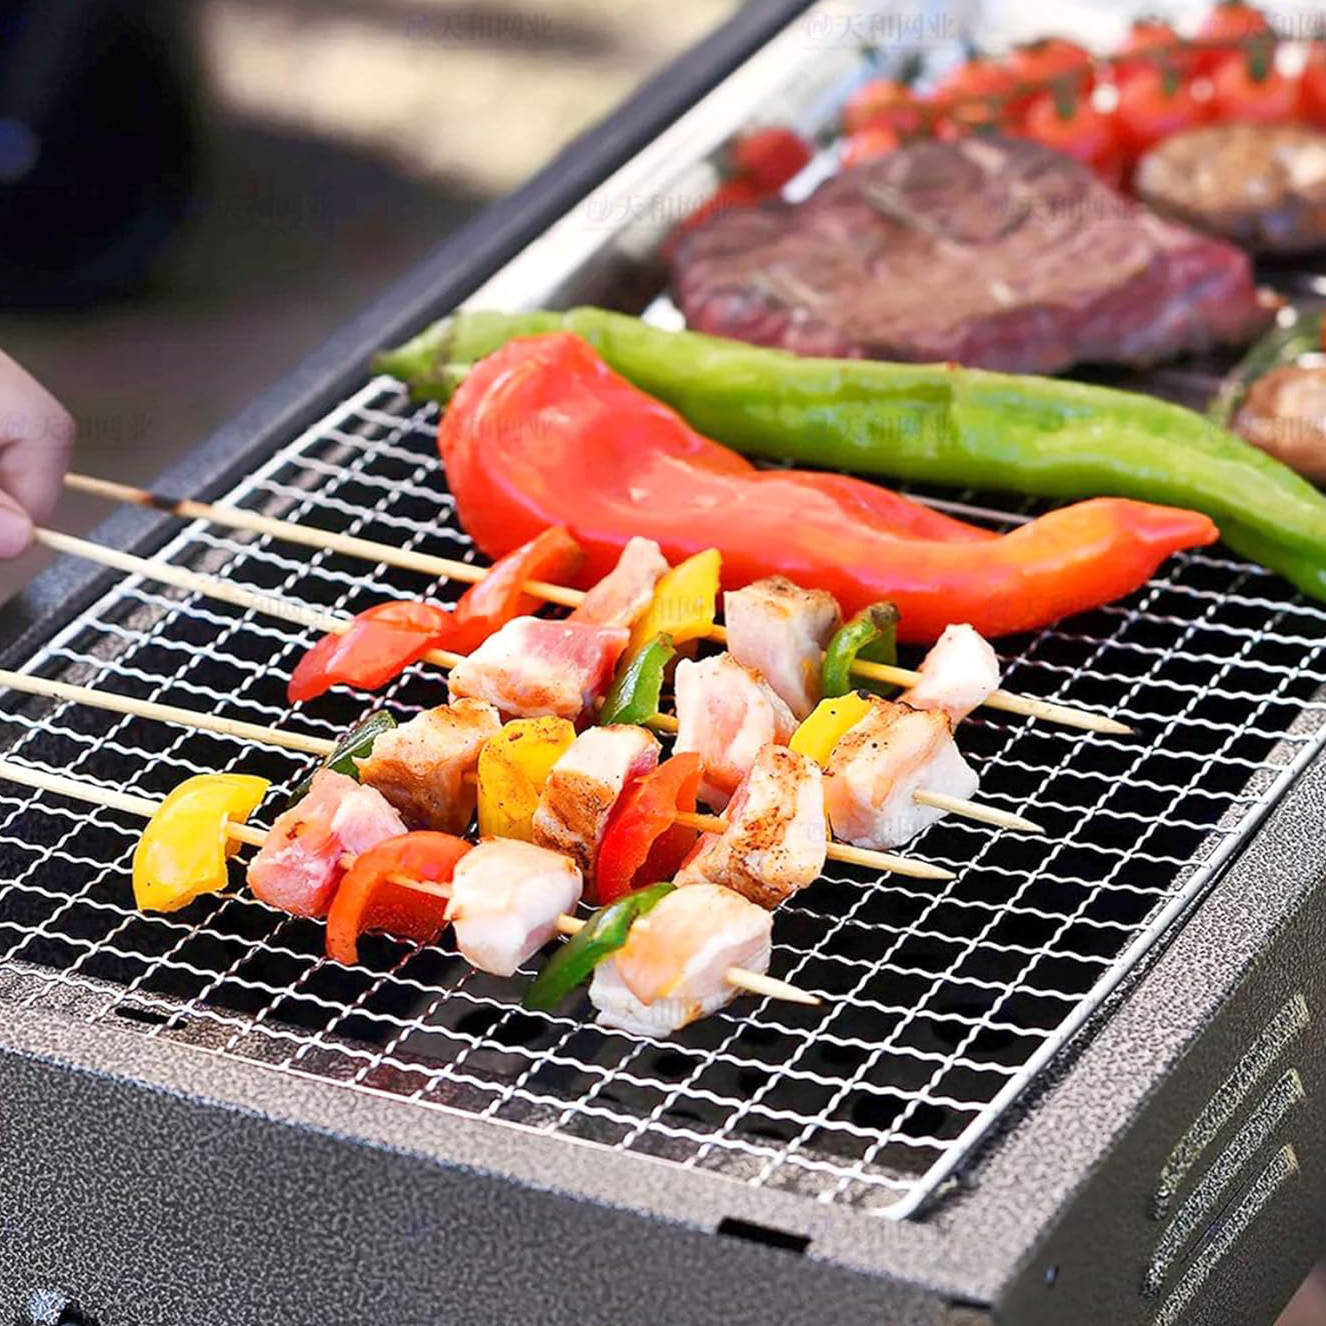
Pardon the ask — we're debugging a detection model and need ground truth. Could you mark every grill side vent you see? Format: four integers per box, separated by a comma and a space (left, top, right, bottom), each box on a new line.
1151, 1145, 1300, 1326
1151, 993, 1310, 1219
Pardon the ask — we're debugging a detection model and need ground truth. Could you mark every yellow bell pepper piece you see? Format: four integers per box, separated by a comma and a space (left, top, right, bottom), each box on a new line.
132, 773, 269, 913
477, 716, 576, 841
628, 548, 721, 656
790, 692, 874, 769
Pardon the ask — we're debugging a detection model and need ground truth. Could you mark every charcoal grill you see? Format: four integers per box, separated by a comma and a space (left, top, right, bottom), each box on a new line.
2, 3, 1325, 1323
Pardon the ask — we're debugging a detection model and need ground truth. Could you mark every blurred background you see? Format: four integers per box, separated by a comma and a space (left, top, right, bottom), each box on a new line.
0, 0, 745, 601
0, 1, 1324, 1319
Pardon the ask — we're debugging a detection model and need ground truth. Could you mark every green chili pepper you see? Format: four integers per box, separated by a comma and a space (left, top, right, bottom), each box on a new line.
821, 603, 900, 698
523, 882, 675, 1011
599, 633, 675, 726
285, 710, 397, 807
378, 307, 1326, 601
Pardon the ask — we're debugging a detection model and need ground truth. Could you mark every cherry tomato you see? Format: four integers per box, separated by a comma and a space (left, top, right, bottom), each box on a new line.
1114, 66, 1209, 160
842, 124, 901, 168
1111, 19, 1193, 87
1194, 2, 1274, 76
1302, 44, 1326, 127
843, 79, 924, 135
728, 127, 813, 194
930, 56, 1018, 125
1006, 38, 1095, 113
1210, 55, 1302, 124
1022, 91, 1123, 187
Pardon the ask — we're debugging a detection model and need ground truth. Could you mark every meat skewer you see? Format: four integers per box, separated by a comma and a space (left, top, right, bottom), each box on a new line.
0, 668, 960, 881
0, 757, 816, 1008
59, 476, 1130, 735
28, 530, 1038, 839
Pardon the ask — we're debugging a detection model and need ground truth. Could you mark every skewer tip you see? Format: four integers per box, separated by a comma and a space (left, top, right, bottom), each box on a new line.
727, 968, 822, 1006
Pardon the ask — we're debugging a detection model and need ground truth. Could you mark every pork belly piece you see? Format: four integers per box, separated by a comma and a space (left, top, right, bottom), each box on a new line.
902, 623, 1001, 726
824, 699, 978, 849
447, 615, 628, 722
446, 838, 583, 977
249, 769, 406, 917
570, 536, 669, 629
723, 575, 841, 720
673, 653, 798, 811
532, 724, 661, 877
677, 745, 827, 907
589, 883, 772, 1036
354, 698, 501, 832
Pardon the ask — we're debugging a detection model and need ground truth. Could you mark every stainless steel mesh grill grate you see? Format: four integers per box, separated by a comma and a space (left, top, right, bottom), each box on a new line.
1, 375, 1324, 1220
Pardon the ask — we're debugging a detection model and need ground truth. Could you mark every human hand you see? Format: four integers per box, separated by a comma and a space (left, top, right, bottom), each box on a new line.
0, 349, 74, 558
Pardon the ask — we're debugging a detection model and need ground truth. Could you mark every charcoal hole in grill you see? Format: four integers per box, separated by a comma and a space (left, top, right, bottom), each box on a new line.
715, 1218, 810, 1255
113, 1003, 171, 1028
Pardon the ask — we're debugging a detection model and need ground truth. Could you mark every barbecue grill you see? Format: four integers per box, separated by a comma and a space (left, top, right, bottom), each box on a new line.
2, 2, 1325, 1323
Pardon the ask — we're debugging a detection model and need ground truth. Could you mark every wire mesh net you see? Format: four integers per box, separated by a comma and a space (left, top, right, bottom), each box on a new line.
0, 377, 1323, 1218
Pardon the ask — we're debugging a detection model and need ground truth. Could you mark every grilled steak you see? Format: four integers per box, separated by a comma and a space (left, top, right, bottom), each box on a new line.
671, 135, 1270, 374
1135, 122, 1326, 256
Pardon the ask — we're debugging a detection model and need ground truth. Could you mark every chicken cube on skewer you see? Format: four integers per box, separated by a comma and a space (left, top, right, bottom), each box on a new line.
589, 883, 773, 1036
902, 623, 1001, 726
354, 698, 501, 833
249, 769, 406, 917
448, 616, 628, 723
723, 576, 842, 720
532, 724, 661, 876
674, 653, 798, 811
824, 698, 979, 850
677, 745, 827, 907
446, 838, 583, 977
570, 536, 670, 630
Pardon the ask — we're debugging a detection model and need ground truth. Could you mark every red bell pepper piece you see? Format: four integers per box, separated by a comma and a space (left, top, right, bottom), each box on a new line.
288, 601, 453, 704
446, 526, 582, 653
595, 753, 702, 905
438, 333, 1218, 643
325, 830, 471, 966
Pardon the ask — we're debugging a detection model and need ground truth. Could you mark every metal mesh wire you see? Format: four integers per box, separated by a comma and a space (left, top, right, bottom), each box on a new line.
0, 375, 1323, 1220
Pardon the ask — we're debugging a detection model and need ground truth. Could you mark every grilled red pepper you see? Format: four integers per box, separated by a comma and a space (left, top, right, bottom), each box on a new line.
325, 830, 471, 966
437, 333, 1218, 643
288, 601, 453, 704
446, 526, 582, 653
595, 753, 702, 905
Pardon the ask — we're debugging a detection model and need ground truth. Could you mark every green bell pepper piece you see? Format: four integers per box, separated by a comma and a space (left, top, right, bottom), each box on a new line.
599, 633, 675, 727
285, 710, 397, 807
821, 603, 900, 699
377, 307, 1326, 601
523, 882, 675, 1011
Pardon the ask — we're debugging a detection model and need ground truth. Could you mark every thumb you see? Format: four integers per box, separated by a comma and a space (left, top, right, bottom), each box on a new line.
0, 487, 34, 559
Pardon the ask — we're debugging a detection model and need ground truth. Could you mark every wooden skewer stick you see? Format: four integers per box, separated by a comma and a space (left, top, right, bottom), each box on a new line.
0, 758, 814, 1007
386, 879, 817, 1006
0, 668, 958, 882
64, 472, 1131, 736
30, 529, 1041, 842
